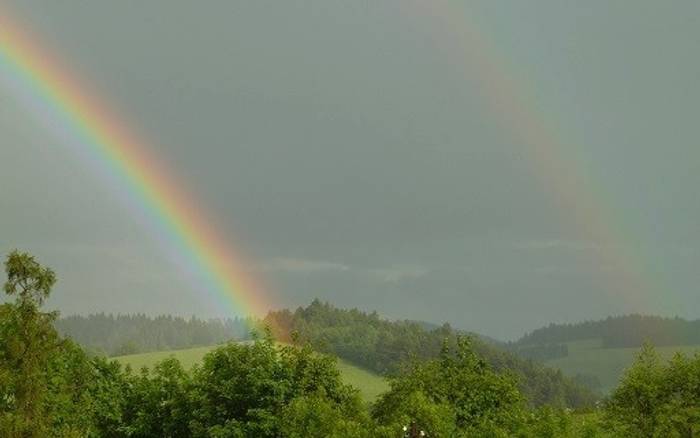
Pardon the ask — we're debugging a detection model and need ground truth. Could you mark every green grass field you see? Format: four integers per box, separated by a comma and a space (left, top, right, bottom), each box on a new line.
334, 358, 389, 402
114, 345, 215, 371
114, 344, 389, 402
114, 339, 700, 399
544, 339, 700, 393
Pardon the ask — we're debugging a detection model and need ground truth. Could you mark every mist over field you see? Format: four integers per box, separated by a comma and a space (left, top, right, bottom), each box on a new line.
2, 0, 700, 341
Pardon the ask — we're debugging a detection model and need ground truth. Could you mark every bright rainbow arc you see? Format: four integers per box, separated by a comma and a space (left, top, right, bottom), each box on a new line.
0, 13, 270, 317
1, 4, 659, 319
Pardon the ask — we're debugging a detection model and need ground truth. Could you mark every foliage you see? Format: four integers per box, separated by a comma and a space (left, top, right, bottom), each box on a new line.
120, 358, 192, 437
188, 335, 368, 437
3, 251, 697, 437
115, 345, 389, 403
265, 299, 597, 408
0, 252, 370, 438
604, 343, 700, 437
370, 337, 591, 437
279, 392, 372, 438
0, 250, 61, 436
373, 336, 527, 436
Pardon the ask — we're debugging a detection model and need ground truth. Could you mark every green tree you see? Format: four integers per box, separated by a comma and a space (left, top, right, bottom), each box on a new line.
372, 390, 457, 438
188, 335, 367, 437
0, 250, 60, 436
604, 343, 666, 437
86, 356, 130, 437
279, 392, 372, 438
604, 343, 700, 437
372, 336, 527, 436
663, 353, 700, 437
0, 250, 126, 437
120, 358, 192, 437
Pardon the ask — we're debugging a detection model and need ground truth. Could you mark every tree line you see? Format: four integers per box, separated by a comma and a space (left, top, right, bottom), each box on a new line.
515, 314, 700, 348
56, 313, 253, 356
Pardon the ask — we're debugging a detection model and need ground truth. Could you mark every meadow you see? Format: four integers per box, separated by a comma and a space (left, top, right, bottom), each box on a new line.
114, 344, 389, 402
113, 338, 700, 400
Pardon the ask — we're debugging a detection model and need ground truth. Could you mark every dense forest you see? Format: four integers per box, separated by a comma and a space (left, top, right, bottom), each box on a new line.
3, 251, 700, 437
515, 314, 700, 348
56, 313, 253, 356
264, 300, 597, 408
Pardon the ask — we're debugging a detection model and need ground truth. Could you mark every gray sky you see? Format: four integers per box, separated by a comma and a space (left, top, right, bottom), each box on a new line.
1, 0, 699, 339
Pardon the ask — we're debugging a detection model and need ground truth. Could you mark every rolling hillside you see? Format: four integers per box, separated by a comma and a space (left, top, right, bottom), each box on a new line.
512, 316, 700, 393
544, 339, 700, 393
265, 301, 597, 408
114, 344, 389, 402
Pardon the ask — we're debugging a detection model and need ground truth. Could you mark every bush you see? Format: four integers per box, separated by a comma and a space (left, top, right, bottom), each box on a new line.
604, 343, 700, 437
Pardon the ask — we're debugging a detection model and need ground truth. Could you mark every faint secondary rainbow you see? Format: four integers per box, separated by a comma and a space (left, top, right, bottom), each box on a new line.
0, 11, 270, 317
408, 1, 658, 310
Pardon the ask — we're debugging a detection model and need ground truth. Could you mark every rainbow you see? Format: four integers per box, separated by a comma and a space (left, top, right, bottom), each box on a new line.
0, 4, 659, 317
409, 1, 657, 310
0, 10, 270, 317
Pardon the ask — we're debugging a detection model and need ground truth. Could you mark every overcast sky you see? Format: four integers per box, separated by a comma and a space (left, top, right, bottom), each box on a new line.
2, 0, 699, 339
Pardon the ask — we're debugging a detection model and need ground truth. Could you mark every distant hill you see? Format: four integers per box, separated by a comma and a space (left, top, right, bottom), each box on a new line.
514, 314, 700, 348
511, 315, 700, 393
545, 339, 700, 393
399, 319, 504, 347
264, 299, 597, 408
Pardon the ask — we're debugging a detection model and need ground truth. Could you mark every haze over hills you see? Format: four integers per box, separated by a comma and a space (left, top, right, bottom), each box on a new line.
510, 314, 700, 393
56, 301, 700, 398
514, 314, 700, 349
69, 301, 700, 408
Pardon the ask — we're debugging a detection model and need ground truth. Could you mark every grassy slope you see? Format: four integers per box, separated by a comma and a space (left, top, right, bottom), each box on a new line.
114, 345, 389, 403
334, 359, 389, 402
544, 339, 700, 393
114, 345, 215, 371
